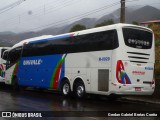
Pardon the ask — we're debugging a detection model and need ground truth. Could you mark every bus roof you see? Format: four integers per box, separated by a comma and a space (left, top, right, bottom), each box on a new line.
12, 35, 54, 48
0, 47, 10, 49
11, 23, 152, 49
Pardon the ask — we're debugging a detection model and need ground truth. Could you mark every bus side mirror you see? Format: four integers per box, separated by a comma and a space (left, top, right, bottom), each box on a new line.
6, 61, 10, 65
6, 61, 11, 69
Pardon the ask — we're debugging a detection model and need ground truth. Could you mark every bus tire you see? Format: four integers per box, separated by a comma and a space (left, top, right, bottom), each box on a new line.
12, 77, 20, 91
74, 81, 85, 99
61, 80, 71, 97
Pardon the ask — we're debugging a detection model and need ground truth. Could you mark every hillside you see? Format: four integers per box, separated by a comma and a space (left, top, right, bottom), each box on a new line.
97, 5, 160, 24
126, 6, 160, 23
38, 18, 96, 35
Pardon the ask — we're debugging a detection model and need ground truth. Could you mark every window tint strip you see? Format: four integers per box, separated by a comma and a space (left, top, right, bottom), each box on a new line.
22, 30, 119, 57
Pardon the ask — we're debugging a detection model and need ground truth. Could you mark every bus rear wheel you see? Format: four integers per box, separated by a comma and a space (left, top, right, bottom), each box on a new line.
74, 81, 85, 99
12, 77, 20, 91
61, 80, 71, 97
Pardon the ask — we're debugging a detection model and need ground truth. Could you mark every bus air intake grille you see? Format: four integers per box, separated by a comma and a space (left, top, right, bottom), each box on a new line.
127, 52, 150, 63
127, 52, 150, 56
128, 56, 149, 60
130, 61, 147, 63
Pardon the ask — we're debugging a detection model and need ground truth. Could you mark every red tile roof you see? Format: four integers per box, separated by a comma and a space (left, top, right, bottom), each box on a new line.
141, 20, 160, 24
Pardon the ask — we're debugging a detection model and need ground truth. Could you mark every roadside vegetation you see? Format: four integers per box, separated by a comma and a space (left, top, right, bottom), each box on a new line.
149, 24, 160, 79
70, 24, 86, 32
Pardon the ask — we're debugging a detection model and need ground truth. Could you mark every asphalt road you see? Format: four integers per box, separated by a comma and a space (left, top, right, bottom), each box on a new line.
0, 84, 160, 120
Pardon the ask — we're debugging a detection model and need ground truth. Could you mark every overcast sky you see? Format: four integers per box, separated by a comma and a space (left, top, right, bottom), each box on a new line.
0, 0, 159, 33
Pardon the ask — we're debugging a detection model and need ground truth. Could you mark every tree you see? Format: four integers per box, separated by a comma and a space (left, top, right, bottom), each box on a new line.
149, 24, 160, 78
149, 24, 160, 46
95, 19, 114, 27
70, 24, 86, 32
132, 21, 139, 25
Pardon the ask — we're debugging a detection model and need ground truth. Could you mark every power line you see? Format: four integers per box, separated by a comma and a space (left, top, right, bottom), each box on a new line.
21, 0, 141, 33
0, 0, 70, 23
0, 0, 158, 33
0, 0, 26, 15
19, 1, 120, 33
0, 0, 80, 26
86, 0, 141, 21
0, 0, 118, 28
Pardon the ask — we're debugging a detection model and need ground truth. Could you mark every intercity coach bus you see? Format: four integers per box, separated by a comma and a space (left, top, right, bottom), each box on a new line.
0, 47, 10, 82
2, 23, 155, 98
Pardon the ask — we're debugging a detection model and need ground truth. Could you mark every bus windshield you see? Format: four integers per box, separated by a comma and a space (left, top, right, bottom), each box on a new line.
4, 46, 22, 69
122, 27, 153, 49
1, 49, 8, 59
2, 50, 9, 60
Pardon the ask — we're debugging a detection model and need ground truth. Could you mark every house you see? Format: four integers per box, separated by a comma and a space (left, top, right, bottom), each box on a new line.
140, 20, 160, 27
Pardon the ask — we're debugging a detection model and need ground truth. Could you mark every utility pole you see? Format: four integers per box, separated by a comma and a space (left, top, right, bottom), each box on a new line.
120, 0, 125, 23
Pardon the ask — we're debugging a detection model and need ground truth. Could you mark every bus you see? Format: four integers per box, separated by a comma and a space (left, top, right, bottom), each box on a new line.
2, 23, 155, 98
0, 47, 10, 82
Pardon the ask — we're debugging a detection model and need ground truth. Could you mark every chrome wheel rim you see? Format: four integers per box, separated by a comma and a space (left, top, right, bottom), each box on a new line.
77, 86, 84, 97
63, 83, 69, 95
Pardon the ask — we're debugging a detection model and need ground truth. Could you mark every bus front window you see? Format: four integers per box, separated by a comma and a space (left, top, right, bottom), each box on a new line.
6, 46, 22, 69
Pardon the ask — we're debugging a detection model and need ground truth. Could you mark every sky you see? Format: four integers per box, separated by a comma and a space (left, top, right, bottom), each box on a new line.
0, 0, 159, 33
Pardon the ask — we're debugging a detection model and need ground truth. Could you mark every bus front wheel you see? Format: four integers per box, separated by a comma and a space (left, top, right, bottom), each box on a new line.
61, 80, 71, 97
12, 77, 20, 91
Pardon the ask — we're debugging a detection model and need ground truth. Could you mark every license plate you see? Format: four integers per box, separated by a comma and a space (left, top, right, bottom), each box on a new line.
135, 87, 141, 92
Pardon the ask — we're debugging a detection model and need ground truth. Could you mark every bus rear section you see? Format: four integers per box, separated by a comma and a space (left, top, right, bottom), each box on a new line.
0, 47, 10, 82
111, 26, 155, 95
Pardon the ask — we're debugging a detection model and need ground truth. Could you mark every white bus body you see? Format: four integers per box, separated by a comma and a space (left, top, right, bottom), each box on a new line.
3, 24, 155, 98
